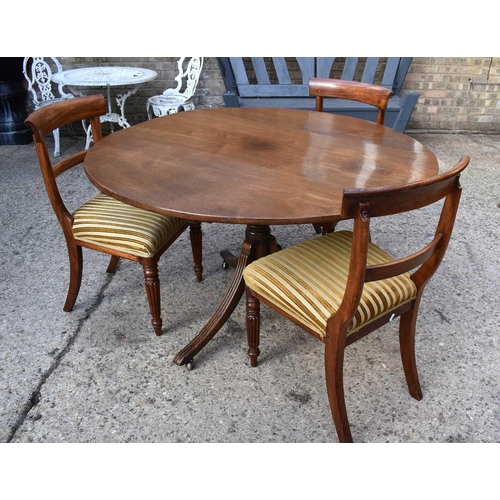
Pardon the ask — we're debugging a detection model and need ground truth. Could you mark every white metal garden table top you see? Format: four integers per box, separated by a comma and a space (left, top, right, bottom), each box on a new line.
51, 66, 157, 86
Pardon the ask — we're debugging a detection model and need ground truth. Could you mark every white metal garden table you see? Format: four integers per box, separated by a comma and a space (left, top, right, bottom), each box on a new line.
52, 66, 157, 147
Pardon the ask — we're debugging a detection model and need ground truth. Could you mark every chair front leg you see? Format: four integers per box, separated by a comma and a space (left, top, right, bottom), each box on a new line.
246, 287, 261, 367
63, 243, 83, 312
143, 263, 163, 336
399, 298, 423, 401
324, 329, 353, 443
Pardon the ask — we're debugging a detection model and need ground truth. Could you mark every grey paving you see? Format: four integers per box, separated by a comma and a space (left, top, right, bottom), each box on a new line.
0, 132, 499, 443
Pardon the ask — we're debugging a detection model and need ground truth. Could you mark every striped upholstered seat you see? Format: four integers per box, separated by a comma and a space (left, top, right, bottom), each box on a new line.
243, 230, 417, 338
72, 193, 185, 258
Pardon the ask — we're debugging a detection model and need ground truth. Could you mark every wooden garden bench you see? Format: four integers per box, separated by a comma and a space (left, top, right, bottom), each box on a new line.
216, 57, 418, 132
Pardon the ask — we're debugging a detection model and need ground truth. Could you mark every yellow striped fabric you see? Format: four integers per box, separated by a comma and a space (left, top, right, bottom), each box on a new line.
243, 230, 417, 338
72, 193, 185, 257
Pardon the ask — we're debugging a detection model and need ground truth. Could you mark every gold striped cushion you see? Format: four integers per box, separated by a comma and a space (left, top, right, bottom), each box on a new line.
72, 193, 185, 257
243, 230, 417, 338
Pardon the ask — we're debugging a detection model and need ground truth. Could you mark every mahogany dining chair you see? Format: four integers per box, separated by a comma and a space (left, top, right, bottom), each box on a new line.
25, 94, 203, 337
243, 157, 470, 442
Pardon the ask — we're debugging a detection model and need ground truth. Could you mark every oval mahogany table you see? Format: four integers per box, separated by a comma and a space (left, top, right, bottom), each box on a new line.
84, 107, 439, 367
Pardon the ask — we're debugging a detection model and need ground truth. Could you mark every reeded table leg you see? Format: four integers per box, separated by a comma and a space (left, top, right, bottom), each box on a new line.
173, 224, 273, 366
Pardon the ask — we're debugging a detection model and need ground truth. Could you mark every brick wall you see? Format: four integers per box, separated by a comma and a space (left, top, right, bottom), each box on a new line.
405, 57, 500, 133
58, 57, 500, 134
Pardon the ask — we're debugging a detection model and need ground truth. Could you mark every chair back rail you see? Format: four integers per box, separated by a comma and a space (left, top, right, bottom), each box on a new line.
341, 157, 469, 218
364, 233, 443, 282
52, 151, 88, 178
309, 78, 392, 124
26, 94, 104, 141
309, 78, 392, 110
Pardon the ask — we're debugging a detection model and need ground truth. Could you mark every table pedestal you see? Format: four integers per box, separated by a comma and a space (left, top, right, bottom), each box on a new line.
75, 83, 143, 149
173, 224, 278, 367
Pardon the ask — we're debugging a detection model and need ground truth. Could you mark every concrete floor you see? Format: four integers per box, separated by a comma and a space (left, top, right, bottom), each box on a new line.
0, 131, 499, 444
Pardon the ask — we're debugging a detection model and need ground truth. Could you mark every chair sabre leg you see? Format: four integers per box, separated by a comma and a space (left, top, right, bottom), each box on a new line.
143, 263, 163, 336
324, 339, 353, 443
245, 288, 261, 367
64, 244, 83, 312
399, 303, 423, 401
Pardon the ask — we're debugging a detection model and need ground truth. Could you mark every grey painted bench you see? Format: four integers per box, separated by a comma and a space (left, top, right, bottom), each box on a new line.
217, 57, 418, 132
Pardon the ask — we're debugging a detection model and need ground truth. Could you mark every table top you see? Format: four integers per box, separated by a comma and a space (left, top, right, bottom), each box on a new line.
52, 66, 157, 87
84, 107, 439, 225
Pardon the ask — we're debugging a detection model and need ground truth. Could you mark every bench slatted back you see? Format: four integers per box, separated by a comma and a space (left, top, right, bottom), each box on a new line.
317, 58, 335, 78
226, 57, 411, 98
296, 58, 315, 83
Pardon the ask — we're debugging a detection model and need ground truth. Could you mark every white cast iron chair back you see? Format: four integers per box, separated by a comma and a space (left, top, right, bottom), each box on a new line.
22, 57, 74, 157
147, 57, 204, 119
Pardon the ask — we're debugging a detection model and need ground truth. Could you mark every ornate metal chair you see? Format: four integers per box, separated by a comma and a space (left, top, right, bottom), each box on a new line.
146, 57, 204, 119
22, 57, 75, 157
243, 157, 470, 442
25, 95, 204, 337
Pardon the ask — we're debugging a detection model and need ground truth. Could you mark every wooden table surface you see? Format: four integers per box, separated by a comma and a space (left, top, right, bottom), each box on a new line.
84, 107, 440, 367
84, 107, 439, 226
